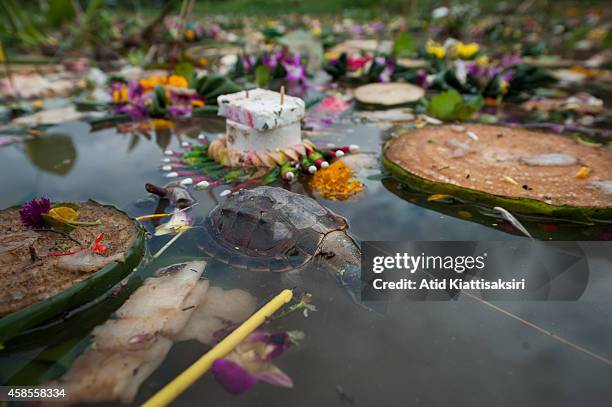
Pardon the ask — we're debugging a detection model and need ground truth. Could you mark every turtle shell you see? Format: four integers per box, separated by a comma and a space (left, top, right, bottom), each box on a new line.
199, 186, 348, 272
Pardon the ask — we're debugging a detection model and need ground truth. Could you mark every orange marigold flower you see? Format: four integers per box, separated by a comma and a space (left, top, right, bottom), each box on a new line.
310, 161, 363, 200
168, 75, 188, 88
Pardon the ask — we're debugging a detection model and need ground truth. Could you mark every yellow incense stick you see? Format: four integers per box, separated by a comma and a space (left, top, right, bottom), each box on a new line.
135, 213, 171, 221
141, 289, 294, 407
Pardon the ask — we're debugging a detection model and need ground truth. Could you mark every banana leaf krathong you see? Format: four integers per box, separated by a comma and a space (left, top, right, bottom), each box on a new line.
0, 202, 146, 342
383, 124, 612, 224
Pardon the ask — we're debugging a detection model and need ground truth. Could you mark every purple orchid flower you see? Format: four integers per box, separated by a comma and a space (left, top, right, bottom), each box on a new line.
211, 330, 301, 395
205, 24, 221, 39
416, 69, 433, 88
500, 53, 522, 68
369, 21, 385, 33
262, 51, 282, 70
168, 105, 192, 118
19, 197, 51, 228
467, 63, 481, 77
501, 70, 514, 82
113, 103, 147, 120
348, 24, 365, 38
128, 80, 143, 98
377, 56, 394, 83
242, 55, 257, 72
0, 136, 20, 148
282, 54, 307, 83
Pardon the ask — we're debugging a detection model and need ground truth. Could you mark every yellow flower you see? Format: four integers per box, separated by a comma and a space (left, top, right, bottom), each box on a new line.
185, 29, 195, 41
500, 79, 510, 94
476, 55, 489, 65
587, 28, 608, 42
454, 42, 479, 59
198, 56, 208, 67
151, 119, 174, 130
324, 51, 341, 61
311, 26, 322, 36
192, 99, 204, 108
425, 40, 446, 59
167, 75, 188, 88
32, 100, 44, 110
140, 76, 162, 92
48, 207, 79, 222
112, 85, 129, 103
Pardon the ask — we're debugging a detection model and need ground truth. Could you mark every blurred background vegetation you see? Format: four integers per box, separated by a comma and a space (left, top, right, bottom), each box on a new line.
1, 0, 609, 59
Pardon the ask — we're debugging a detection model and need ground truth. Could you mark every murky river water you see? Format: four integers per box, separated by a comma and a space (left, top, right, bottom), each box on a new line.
0, 117, 611, 406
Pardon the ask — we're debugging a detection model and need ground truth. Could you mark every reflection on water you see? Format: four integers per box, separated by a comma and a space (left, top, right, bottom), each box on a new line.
382, 178, 612, 241
24, 133, 77, 176
0, 118, 611, 406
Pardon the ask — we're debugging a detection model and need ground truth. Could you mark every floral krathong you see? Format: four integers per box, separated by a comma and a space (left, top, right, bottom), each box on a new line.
109, 75, 204, 120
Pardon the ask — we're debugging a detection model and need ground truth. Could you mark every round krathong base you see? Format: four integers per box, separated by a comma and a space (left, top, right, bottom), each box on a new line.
384, 124, 612, 220
0, 201, 143, 322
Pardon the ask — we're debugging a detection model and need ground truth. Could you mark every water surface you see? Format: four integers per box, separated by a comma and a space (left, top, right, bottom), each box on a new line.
0, 118, 611, 406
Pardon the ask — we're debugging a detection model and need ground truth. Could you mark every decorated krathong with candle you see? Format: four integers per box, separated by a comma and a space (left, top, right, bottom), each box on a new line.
161, 87, 361, 191
209, 87, 310, 169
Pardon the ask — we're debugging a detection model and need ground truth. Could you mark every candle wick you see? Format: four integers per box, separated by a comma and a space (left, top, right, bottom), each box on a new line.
245, 89, 249, 98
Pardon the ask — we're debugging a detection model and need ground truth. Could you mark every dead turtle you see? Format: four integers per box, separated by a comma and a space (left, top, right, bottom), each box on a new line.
198, 186, 362, 296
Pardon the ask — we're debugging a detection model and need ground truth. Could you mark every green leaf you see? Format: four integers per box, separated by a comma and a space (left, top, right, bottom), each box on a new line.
452, 102, 477, 122
45, 0, 76, 27
255, 65, 270, 88
262, 167, 281, 185
479, 114, 499, 124
463, 94, 484, 111
392, 32, 415, 58
195, 74, 241, 105
174, 62, 194, 81
428, 90, 462, 121
84, 0, 104, 19
367, 172, 391, 181
149, 85, 168, 117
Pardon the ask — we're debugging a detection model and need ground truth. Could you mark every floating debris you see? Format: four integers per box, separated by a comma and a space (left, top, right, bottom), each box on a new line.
493, 206, 533, 239
575, 166, 592, 179
589, 180, 612, 196
466, 130, 479, 141
50, 262, 258, 404
145, 182, 195, 209
13, 106, 85, 126
520, 153, 578, 166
